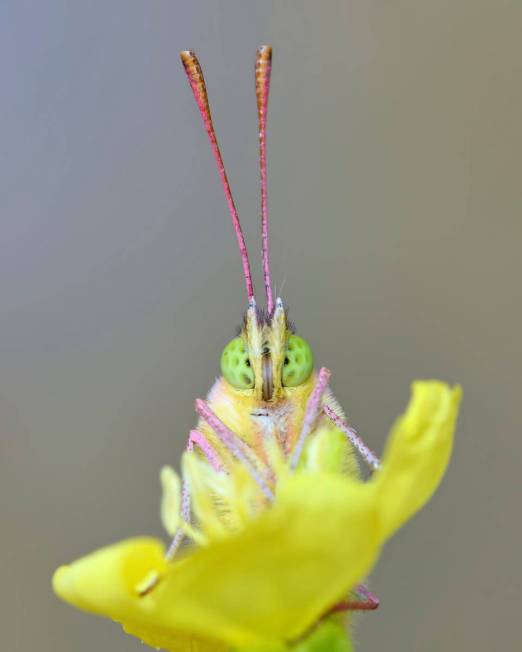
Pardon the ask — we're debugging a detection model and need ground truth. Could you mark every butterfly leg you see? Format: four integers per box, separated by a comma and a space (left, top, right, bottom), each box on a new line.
328, 584, 380, 613
195, 398, 275, 501
289, 367, 331, 468
187, 428, 225, 471
322, 407, 381, 608
165, 428, 225, 560
323, 404, 381, 471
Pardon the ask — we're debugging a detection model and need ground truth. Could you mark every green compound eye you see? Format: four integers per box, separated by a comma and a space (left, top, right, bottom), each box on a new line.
220, 337, 254, 390
282, 334, 314, 387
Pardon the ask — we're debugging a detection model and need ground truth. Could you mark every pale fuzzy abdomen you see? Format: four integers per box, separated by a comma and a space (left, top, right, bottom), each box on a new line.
196, 374, 359, 478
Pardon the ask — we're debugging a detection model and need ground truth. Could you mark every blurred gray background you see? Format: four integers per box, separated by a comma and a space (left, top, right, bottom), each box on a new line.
1, 1, 520, 650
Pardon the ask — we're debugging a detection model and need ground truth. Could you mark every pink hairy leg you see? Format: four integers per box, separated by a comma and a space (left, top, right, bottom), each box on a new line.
180, 50, 255, 304
195, 399, 275, 501
289, 367, 332, 469
194, 399, 268, 475
165, 429, 226, 560
255, 45, 274, 313
323, 404, 381, 471
328, 584, 380, 614
187, 429, 224, 472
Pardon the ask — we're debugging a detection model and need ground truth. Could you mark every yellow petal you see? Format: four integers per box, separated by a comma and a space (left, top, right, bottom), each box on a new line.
225, 461, 265, 528
160, 466, 181, 537
52, 537, 166, 616
304, 426, 349, 475
150, 473, 381, 647
372, 380, 462, 540
52, 537, 225, 652
121, 621, 229, 652
53, 475, 381, 648
182, 451, 229, 540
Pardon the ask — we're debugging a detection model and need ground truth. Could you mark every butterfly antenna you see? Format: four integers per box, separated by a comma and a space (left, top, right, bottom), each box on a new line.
180, 50, 255, 304
256, 45, 274, 314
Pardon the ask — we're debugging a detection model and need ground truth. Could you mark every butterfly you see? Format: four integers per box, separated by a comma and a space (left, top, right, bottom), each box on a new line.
170, 46, 380, 612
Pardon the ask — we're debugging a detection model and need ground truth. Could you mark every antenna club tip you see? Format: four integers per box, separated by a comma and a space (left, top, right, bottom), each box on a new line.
180, 50, 200, 73
257, 45, 273, 58
256, 46, 273, 71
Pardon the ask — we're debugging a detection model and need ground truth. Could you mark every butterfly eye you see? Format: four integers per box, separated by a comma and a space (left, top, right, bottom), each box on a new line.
220, 337, 254, 390
282, 335, 314, 387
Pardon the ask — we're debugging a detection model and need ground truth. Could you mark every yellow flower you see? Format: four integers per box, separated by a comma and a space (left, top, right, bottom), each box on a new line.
52, 381, 461, 651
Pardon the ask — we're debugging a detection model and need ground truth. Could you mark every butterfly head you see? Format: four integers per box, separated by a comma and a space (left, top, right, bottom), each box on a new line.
220, 298, 314, 403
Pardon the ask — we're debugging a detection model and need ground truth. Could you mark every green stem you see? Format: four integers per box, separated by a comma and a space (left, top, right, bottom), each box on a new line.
237, 620, 353, 652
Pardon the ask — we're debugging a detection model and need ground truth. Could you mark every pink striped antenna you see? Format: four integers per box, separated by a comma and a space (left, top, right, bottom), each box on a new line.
255, 46, 274, 313
180, 50, 255, 303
